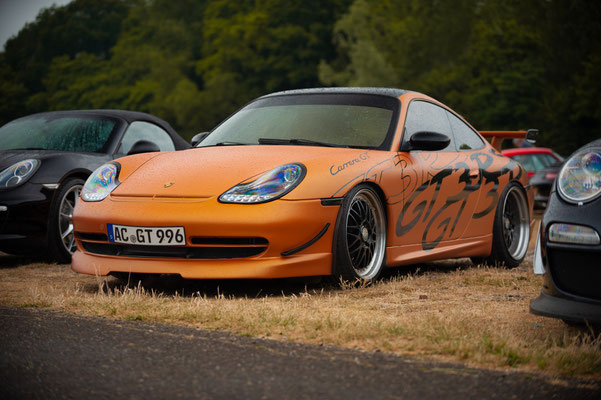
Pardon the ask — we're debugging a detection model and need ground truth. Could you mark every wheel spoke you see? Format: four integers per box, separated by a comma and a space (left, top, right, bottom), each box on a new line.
61, 224, 74, 239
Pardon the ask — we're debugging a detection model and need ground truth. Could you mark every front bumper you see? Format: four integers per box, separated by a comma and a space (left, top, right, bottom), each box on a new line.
530, 291, 601, 324
530, 190, 601, 324
72, 196, 340, 279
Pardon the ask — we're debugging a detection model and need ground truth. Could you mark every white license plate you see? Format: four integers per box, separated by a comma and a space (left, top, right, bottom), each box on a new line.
107, 224, 186, 246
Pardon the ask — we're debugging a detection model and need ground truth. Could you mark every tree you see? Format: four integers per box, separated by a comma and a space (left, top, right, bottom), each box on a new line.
0, 0, 133, 124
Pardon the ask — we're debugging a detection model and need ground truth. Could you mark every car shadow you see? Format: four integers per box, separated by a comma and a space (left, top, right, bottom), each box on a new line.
0, 253, 48, 269
82, 258, 479, 299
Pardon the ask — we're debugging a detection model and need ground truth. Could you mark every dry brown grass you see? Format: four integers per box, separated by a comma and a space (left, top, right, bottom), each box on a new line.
1, 254, 599, 381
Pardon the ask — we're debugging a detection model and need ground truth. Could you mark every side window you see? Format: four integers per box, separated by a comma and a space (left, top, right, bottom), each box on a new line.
402, 101, 455, 151
119, 121, 175, 154
447, 112, 485, 151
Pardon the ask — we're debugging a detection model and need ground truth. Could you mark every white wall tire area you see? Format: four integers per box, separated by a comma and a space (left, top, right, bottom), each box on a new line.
333, 184, 387, 282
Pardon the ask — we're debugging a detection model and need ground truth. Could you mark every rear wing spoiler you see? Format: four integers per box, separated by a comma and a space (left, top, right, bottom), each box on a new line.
478, 129, 538, 151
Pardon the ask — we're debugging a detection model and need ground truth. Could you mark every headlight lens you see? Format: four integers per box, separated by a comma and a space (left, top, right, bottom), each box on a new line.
557, 148, 601, 203
81, 163, 120, 202
219, 163, 306, 204
0, 159, 40, 189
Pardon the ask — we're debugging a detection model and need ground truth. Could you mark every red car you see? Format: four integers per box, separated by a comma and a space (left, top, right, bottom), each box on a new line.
502, 147, 563, 209
501, 147, 562, 178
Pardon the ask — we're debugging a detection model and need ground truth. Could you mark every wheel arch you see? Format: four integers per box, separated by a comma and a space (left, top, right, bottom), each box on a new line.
57, 169, 91, 186
355, 181, 389, 221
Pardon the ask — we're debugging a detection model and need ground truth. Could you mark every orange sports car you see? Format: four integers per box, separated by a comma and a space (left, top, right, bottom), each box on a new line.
72, 88, 536, 281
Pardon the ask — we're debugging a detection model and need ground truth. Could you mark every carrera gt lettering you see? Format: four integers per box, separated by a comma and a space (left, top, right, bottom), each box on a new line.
330, 152, 369, 175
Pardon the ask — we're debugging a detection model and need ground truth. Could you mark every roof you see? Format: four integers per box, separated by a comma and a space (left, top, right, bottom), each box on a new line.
261, 87, 412, 99
11, 109, 190, 150
21, 109, 169, 125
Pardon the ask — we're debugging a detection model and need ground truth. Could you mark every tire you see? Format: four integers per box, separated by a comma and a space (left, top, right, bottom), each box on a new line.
474, 182, 530, 268
333, 184, 387, 282
47, 178, 84, 264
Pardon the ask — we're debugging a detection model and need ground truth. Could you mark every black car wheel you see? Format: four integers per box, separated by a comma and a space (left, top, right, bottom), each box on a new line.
333, 184, 387, 281
48, 178, 84, 263
474, 182, 530, 268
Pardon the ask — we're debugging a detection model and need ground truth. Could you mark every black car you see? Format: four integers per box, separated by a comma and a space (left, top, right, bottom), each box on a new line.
529, 162, 562, 209
530, 138, 601, 325
0, 110, 190, 263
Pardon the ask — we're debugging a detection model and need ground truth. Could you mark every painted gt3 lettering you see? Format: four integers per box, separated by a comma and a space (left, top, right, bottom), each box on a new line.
396, 149, 523, 251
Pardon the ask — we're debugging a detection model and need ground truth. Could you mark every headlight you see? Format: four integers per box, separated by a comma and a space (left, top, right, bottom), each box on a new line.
81, 163, 120, 202
557, 148, 601, 203
219, 163, 306, 204
0, 159, 40, 189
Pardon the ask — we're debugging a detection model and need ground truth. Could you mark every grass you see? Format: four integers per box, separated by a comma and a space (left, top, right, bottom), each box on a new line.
1, 254, 600, 381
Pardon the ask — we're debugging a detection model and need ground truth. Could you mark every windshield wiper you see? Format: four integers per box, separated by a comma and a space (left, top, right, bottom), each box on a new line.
258, 138, 345, 148
212, 141, 251, 146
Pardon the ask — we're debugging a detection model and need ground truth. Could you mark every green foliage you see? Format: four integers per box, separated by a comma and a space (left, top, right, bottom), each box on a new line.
196, 0, 350, 131
0, 0, 599, 151
320, 0, 601, 155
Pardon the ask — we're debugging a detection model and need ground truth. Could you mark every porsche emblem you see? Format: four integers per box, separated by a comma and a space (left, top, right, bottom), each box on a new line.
163, 181, 175, 188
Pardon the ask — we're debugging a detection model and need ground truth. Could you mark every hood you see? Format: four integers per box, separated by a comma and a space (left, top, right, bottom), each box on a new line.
0, 150, 62, 170
0, 149, 111, 183
112, 145, 390, 200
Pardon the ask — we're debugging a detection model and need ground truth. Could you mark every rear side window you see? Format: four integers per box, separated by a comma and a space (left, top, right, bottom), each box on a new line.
119, 121, 175, 154
447, 112, 485, 151
402, 101, 455, 151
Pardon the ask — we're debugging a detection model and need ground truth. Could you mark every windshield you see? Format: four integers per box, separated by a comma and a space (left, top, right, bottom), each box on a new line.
0, 115, 118, 152
200, 94, 400, 150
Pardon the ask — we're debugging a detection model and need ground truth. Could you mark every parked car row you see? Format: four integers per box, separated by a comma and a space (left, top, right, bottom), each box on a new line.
1, 88, 598, 326
502, 147, 564, 209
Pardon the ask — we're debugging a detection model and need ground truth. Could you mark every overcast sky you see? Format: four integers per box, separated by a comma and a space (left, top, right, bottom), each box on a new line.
0, 0, 72, 50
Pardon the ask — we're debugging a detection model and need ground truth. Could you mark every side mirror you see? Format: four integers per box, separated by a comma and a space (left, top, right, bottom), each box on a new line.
191, 132, 210, 146
408, 131, 451, 151
526, 129, 538, 145
127, 140, 161, 155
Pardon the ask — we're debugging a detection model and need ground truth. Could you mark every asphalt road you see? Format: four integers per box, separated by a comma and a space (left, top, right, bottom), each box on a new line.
0, 306, 598, 400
